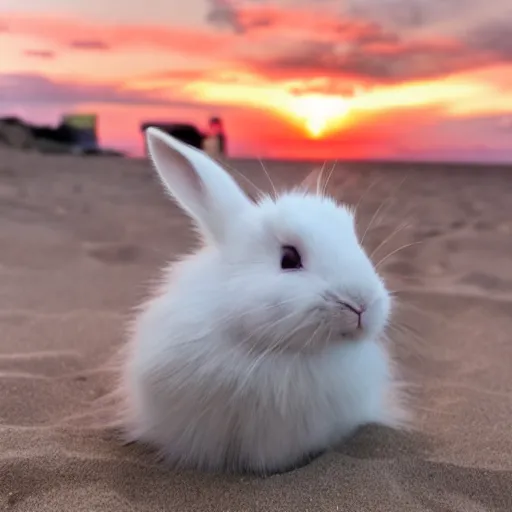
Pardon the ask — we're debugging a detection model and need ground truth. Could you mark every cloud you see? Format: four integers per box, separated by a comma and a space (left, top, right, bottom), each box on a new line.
341, 0, 444, 29
464, 20, 512, 61
201, 2, 507, 83
246, 36, 491, 83
23, 49, 56, 59
206, 0, 246, 33
340, 0, 500, 31
69, 39, 110, 51
1, 12, 232, 56
3, 5, 512, 89
0, 73, 214, 107
205, 1, 394, 40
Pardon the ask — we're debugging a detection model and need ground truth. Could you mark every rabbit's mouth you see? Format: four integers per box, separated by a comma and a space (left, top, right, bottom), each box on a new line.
337, 329, 366, 342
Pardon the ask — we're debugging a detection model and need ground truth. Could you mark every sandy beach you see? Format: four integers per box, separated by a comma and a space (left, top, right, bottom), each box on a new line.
0, 148, 511, 511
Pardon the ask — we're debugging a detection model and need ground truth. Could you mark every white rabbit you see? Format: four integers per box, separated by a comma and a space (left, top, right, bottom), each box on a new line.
119, 128, 407, 475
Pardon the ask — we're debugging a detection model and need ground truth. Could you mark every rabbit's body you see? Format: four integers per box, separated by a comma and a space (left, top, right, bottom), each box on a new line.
122, 251, 397, 473
119, 128, 406, 474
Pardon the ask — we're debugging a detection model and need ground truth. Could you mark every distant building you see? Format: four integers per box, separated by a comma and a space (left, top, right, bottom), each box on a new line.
140, 118, 228, 159
61, 113, 98, 153
140, 122, 204, 156
0, 113, 107, 155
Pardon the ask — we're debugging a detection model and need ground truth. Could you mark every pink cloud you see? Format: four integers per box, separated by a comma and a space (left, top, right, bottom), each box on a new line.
2, 12, 233, 56
0, 73, 220, 108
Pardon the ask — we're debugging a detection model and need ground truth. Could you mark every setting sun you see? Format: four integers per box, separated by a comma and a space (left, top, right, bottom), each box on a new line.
185, 80, 353, 140
287, 94, 352, 138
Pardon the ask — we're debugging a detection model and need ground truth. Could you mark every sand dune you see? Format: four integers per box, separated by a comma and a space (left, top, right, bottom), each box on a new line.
1, 148, 511, 511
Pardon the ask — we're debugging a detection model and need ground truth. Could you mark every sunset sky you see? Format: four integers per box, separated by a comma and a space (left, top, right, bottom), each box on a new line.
1, 0, 512, 160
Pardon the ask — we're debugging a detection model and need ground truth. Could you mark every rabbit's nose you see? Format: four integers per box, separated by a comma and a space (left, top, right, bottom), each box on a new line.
338, 301, 365, 330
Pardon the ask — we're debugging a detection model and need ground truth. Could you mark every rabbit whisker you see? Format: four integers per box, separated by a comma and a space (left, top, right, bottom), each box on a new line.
353, 175, 382, 220
228, 165, 266, 201
259, 158, 277, 200
375, 242, 422, 269
361, 175, 407, 245
322, 160, 337, 197
369, 222, 410, 260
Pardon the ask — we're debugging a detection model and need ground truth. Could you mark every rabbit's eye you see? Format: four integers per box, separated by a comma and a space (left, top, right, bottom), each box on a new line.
281, 245, 302, 270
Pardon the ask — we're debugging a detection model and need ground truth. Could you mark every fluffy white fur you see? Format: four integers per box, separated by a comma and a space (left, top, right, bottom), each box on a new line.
119, 128, 407, 475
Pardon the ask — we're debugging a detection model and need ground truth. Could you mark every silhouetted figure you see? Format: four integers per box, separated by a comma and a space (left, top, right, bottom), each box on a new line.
201, 117, 227, 159
208, 117, 227, 156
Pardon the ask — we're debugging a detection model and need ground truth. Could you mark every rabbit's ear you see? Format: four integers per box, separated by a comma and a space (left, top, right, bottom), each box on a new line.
299, 168, 322, 195
146, 127, 252, 243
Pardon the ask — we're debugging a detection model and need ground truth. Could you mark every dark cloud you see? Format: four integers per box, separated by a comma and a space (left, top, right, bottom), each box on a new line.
69, 39, 110, 51
207, 0, 244, 32
205, 0, 456, 34
24, 49, 56, 59
250, 36, 489, 82
203, 1, 502, 83
342, 0, 483, 30
464, 19, 512, 60
206, 0, 272, 33
343, 0, 426, 29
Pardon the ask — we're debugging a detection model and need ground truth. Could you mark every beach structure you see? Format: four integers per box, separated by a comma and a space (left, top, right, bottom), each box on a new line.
61, 113, 99, 153
140, 118, 228, 160
140, 122, 204, 157
0, 113, 105, 154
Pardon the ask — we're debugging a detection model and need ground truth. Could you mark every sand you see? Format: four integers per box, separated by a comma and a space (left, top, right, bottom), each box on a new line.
0, 148, 511, 511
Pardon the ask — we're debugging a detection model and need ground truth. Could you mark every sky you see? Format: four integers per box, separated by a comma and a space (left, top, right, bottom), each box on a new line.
1, 0, 512, 161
